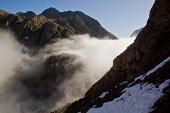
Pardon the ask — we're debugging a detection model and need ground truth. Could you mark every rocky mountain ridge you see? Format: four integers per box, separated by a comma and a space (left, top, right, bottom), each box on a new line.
0, 8, 117, 47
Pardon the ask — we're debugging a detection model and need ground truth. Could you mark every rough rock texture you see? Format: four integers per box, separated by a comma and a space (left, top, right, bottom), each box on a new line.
54, 0, 170, 112
148, 62, 170, 113
0, 8, 117, 47
41, 9, 116, 39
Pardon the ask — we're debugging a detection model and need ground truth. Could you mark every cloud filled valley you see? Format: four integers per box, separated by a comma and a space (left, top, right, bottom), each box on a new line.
0, 29, 135, 113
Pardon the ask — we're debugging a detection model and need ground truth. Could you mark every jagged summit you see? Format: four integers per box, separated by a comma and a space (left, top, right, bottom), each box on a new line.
41, 7, 60, 18
0, 8, 117, 47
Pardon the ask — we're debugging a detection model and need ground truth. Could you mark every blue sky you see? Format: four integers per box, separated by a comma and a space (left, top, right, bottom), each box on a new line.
0, 0, 154, 37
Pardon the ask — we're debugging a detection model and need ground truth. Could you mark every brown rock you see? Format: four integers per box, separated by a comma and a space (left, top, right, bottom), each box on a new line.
57, 0, 170, 112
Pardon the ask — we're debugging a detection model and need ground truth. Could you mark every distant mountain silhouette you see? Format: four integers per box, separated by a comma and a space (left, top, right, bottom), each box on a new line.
130, 27, 143, 37
0, 8, 117, 47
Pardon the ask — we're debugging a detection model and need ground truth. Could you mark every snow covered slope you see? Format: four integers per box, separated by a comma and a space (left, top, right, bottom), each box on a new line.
87, 56, 170, 113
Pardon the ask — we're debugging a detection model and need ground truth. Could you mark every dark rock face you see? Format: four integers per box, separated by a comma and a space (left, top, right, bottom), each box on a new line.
41, 7, 60, 19
0, 8, 117, 47
41, 10, 116, 39
150, 86, 170, 113
130, 27, 143, 37
17, 11, 36, 18
56, 0, 170, 112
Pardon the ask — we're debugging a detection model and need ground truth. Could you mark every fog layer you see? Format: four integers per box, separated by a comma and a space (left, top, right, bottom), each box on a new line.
0, 30, 134, 113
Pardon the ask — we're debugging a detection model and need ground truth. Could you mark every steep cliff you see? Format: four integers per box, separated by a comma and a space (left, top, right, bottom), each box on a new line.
56, 0, 170, 112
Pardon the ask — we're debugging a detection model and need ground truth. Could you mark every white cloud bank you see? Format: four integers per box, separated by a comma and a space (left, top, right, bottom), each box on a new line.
0, 30, 135, 113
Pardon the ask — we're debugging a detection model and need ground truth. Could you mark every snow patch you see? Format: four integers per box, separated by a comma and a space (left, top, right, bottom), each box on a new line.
119, 81, 128, 85
25, 36, 30, 39
99, 92, 109, 98
88, 56, 170, 113
88, 79, 170, 113
135, 56, 170, 81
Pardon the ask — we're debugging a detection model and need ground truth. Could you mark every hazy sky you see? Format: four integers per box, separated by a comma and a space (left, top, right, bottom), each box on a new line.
0, 0, 154, 37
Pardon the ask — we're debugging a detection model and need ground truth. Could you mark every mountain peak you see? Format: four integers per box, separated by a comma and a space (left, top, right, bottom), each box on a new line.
24, 11, 36, 18
16, 11, 36, 18
130, 27, 143, 37
41, 7, 60, 18
44, 7, 60, 12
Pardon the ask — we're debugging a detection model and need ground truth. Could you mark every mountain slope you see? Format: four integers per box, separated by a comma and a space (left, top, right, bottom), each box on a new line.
41, 8, 116, 39
0, 8, 117, 47
55, 0, 170, 112
87, 56, 170, 113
